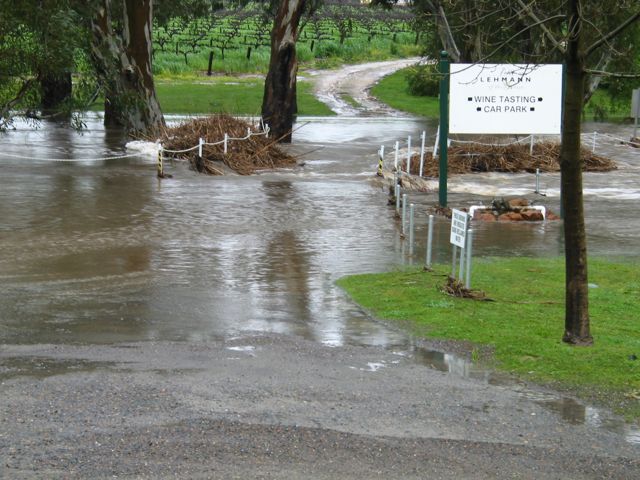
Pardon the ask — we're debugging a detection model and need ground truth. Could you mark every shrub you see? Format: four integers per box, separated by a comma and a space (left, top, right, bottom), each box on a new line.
405, 63, 439, 97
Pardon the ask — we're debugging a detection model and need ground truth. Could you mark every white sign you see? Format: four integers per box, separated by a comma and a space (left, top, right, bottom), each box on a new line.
450, 209, 468, 248
449, 64, 563, 134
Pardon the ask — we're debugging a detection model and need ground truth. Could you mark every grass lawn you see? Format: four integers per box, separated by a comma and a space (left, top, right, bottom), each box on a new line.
337, 256, 640, 419
371, 68, 439, 118
90, 76, 334, 116
155, 77, 333, 116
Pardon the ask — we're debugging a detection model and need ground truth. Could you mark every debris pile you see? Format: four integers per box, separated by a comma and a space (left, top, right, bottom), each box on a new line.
440, 276, 491, 301
160, 115, 296, 175
403, 141, 616, 177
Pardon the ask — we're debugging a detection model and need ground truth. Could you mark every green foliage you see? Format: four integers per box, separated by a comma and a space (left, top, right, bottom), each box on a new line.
96, 77, 333, 116
405, 62, 439, 97
337, 257, 640, 419
371, 68, 439, 117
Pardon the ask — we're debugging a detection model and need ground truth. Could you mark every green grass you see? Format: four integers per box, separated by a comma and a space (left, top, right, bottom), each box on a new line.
91, 77, 334, 116
337, 257, 640, 419
371, 68, 439, 118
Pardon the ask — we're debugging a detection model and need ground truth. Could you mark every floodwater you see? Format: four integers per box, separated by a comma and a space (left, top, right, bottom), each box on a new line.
1, 113, 639, 442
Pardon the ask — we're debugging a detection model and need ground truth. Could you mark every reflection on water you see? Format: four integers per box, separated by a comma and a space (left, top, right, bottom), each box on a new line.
1, 116, 639, 442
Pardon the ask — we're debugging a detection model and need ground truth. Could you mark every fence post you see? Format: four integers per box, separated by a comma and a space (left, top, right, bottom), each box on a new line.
401, 194, 408, 236
406, 135, 412, 174
465, 229, 474, 289
394, 140, 399, 171
425, 214, 434, 269
419, 131, 426, 177
409, 203, 415, 254
157, 145, 164, 178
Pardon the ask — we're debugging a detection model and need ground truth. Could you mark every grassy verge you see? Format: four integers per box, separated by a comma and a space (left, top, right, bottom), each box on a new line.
337, 257, 640, 419
91, 77, 334, 116
371, 68, 439, 118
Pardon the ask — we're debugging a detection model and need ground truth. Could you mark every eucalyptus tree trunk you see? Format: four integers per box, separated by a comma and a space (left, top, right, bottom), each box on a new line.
261, 0, 307, 143
559, 0, 592, 345
91, 0, 164, 135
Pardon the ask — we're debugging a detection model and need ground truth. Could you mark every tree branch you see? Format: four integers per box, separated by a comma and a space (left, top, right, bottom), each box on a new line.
585, 10, 640, 57
515, 0, 565, 55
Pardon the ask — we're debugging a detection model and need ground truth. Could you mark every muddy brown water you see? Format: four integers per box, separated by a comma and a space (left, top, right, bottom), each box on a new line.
1, 114, 639, 443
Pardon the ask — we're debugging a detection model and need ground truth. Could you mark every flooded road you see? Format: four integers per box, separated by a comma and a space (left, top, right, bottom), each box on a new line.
2, 111, 640, 468
1, 115, 639, 347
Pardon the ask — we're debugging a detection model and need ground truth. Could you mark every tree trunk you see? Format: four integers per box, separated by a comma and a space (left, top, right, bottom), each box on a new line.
91, 0, 164, 135
261, 0, 306, 143
39, 72, 72, 111
560, 0, 592, 346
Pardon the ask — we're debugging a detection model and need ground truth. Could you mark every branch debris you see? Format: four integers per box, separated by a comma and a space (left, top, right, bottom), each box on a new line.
403, 141, 616, 177
160, 115, 297, 175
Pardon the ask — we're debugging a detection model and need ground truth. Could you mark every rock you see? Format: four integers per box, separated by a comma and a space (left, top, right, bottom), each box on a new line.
498, 212, 523, 221
520, 210, 544, 221
478, 213, 497, 222
508, 198, 530, 208
546, 212, 561, 221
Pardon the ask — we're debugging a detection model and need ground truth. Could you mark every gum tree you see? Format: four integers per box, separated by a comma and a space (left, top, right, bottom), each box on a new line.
261, 0, 321, 142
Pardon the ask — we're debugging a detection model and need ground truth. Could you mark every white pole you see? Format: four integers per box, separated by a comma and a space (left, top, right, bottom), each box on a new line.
535, 168, 540, 193
224, 133, 228, 154
419, 131, 426, 177
380, 145, 385, 157
458, 239, 465, 282
465, 229, 474, 289
395, 183, 401, 214
451, 245, 457, 278
592, 131, 597, 153
394, 141, 399, 171
433, 124, 440, 158
198, 137, 203, 157
409, 204, 415, 254
406, 135, 412, 174
426, 214, 434, 269
529, 135, 534, 156
265, 123, 270, 138
401, 194, 408, 236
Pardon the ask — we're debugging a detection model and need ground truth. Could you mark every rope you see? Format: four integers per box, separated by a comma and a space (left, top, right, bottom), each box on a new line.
0, 151, 141, 162
161, 144, 199, 154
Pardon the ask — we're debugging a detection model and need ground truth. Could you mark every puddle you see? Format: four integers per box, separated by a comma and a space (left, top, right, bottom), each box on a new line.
0, 357, 107, 381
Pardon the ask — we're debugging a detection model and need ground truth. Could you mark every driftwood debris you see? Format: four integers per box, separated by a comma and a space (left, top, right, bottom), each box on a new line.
402, 141, 616, 177
160, 115, 297, 175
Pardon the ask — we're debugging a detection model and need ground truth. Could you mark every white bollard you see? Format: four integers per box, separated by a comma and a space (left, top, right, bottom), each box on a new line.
224, 133, 228, 154
395, 183, 401, 214
535, 168, 540, 193
198, 137, 204, 157
401, 194, 407, 235
529, 135, 534, 156
465, 229, 474, 289
394, 141, 399, 171
419, 131, 426, 177
406, 135, 412, 175
409, 204, 415, 254
426, 214, 434, 269
433, 124, 440, 158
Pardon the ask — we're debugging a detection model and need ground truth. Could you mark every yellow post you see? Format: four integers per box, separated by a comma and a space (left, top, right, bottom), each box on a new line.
157, 145, 164, 178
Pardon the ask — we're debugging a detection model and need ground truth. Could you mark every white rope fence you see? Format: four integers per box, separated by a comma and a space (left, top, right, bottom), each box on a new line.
0, 122, 270, 178
0, 151, 142, 162
379, 129, 639, 177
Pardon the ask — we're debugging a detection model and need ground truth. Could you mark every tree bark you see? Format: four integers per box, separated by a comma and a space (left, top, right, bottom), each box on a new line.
560, 0, 592, 346
261, 0, 307, 143
90, 0, 164, 135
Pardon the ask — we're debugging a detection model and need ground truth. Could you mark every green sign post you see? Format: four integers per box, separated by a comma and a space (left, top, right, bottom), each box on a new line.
438, 51, 450, 207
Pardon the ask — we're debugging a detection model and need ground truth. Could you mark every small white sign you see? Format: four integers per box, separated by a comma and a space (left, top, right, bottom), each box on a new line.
449, 64, 563, 134
450, 209, 468, 248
